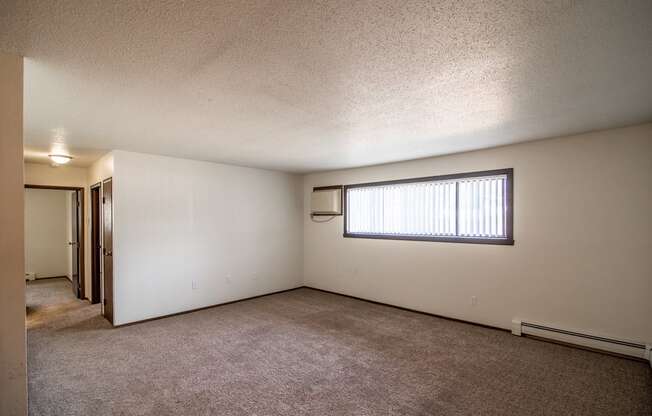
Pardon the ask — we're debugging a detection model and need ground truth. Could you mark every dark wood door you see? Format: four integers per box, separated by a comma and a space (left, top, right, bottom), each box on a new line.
70, 190, 82, 298
91, 185, 101, 304
102, 179, 114, 324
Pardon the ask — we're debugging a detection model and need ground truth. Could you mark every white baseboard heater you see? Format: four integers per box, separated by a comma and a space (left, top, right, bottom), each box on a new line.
512, 319, 651, 366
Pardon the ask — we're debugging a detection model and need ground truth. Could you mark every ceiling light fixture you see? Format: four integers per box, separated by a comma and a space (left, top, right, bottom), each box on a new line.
48, 154, 73, 165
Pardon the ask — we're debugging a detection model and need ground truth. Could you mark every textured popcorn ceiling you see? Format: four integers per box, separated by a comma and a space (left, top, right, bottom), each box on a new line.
1, 1, 651, 173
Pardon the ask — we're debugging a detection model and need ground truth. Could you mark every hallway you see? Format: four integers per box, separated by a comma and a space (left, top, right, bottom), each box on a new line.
26, 278, 101, 330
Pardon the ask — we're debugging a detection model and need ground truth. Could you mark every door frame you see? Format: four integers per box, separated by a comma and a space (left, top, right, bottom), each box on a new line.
102, 178, 114, 325
24, 184, 86, 299
90, 182, 102, 304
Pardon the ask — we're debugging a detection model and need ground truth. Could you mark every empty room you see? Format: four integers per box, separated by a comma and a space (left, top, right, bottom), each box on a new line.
1, 1, 651, 415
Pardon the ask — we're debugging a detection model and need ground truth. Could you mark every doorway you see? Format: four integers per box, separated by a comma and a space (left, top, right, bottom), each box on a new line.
102, 178, 114, 324
24, 184, 85, 298
90, 183, 101, 304
69, 189, 83, 297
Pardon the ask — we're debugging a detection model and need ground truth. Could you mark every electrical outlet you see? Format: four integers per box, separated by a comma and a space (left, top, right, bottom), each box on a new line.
192, 280, 198, 290
471, 296, 478, 306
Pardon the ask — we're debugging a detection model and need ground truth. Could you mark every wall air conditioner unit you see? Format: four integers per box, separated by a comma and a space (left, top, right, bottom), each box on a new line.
311, 186, 342, 216
512, 319, 651, 367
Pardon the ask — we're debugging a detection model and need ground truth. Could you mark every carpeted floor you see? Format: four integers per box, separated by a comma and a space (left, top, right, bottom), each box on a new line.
27, 278, 651, 416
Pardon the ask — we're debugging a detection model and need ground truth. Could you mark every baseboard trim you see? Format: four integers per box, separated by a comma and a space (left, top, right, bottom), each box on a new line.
303, 286, 508, 333
32, 275, 69, 281
108, 285, 648, 364
113, 286, 304, 328
524, 334, 649, 363
305, 287, 649, 363
112, 285, 507, 333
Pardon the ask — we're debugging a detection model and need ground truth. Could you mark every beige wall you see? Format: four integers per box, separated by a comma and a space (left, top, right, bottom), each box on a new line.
0, 53, 27, 416
24, 189, 70, 279
304, 123, 652, 343
24, 163, 88, 188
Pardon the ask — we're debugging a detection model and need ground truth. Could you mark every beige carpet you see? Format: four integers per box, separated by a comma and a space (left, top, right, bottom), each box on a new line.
27, 278, 651, 415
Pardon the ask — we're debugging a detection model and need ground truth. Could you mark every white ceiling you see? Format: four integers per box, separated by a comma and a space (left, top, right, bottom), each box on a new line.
1, 1, 651, 173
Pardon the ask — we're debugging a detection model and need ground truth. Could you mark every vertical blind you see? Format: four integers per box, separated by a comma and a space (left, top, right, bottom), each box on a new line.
346, 174, 507, 239
458, 176, 505, 237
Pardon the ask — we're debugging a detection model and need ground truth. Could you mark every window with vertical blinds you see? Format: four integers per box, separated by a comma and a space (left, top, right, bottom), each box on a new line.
344, 169, 513, 244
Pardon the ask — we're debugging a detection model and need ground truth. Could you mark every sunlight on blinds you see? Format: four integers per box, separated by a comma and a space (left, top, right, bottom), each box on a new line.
458, 176, 505, 238
347, 181, 456, 236
346, 174, 507, 239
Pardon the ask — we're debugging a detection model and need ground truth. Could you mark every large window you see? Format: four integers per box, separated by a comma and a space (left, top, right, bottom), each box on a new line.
344, 169, 513, 245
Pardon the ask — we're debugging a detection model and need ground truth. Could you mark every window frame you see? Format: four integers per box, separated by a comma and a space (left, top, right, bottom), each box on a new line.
342, 168, 514, 245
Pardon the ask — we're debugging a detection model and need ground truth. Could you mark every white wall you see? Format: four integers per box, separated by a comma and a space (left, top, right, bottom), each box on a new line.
24, 189, 70, 279
0, 52, 27, 416
303, 123, 652, 343
88, 153, 114, 187
111, 150, 303, 325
